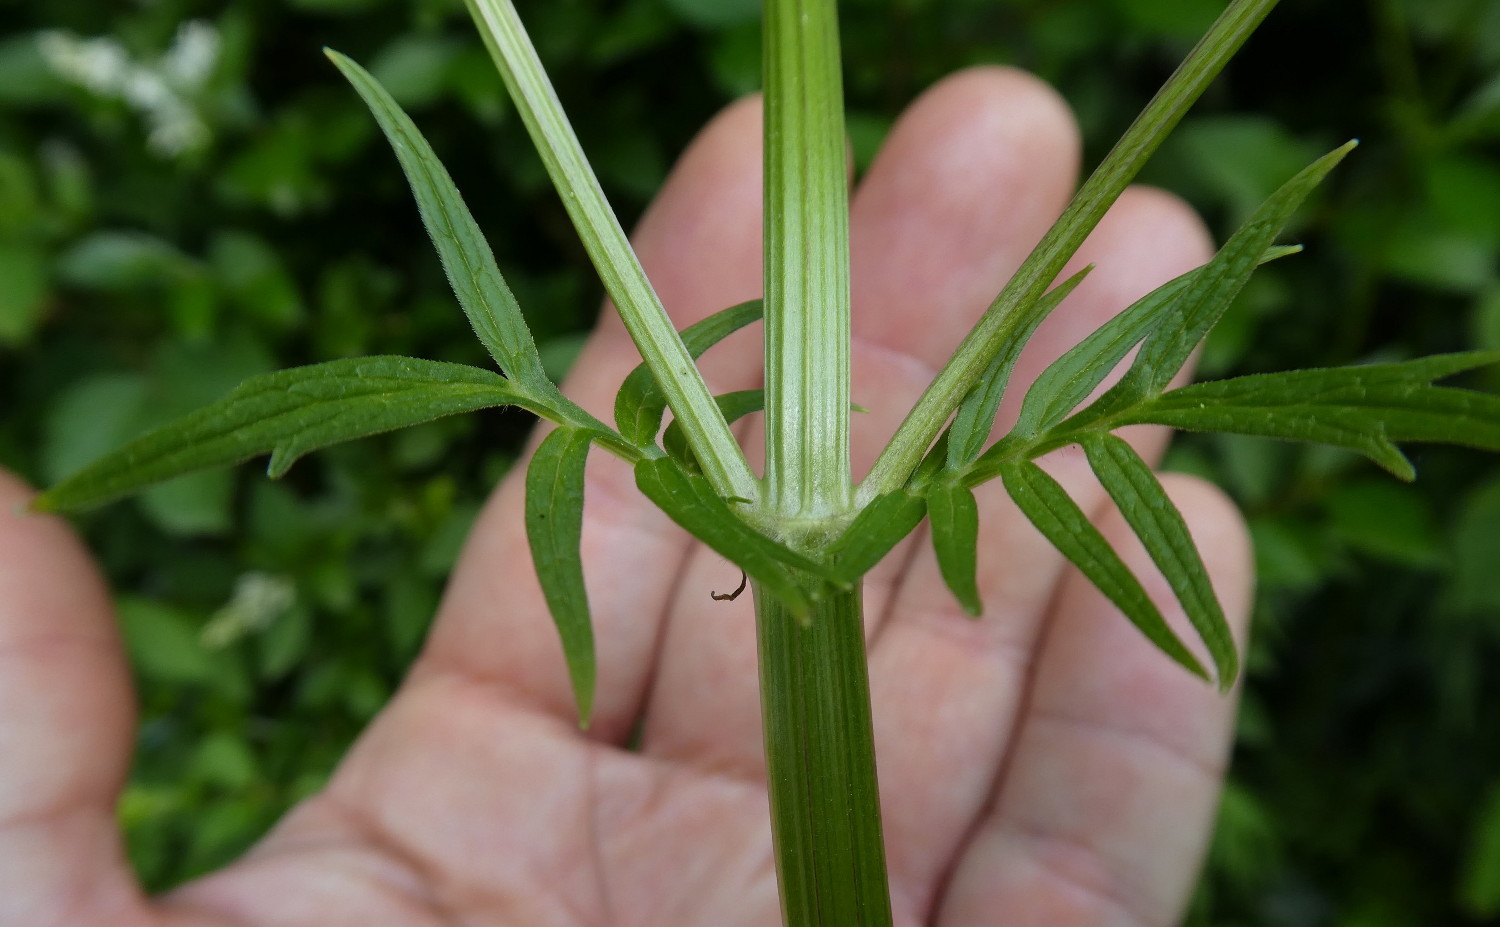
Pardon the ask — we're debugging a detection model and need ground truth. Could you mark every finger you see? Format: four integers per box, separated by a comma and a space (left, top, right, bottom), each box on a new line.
640, 67, 1081, 777
415, 97, 767, 741
0, 472, 149, 926
938, 474, 1253, 926
866, 186, 1214, 907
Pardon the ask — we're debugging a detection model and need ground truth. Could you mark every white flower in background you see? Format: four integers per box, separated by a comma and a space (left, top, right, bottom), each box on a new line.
37, 21, 221, 158
35, 33, 131, 94
160, 21, 219, 88
201, 572, 297, 649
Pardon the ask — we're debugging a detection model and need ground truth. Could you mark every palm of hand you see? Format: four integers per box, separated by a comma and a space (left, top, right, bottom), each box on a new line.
1, 69, 1251, 927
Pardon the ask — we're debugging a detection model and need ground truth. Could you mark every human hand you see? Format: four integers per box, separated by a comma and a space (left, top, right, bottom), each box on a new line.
1, 68, 1251, 927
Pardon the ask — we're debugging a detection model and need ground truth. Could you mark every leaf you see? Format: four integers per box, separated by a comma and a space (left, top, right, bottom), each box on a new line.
54, 231, 197, 291
1009, 271, 1196, 445
947, 267, 1091, 468
664, 389, 764, 472
525, 427, 596, 726
663, 0, 762, 28
36, 357, 528, 513
1326, 479, 1443, 568
1080, 433, 1237, 688
1007, 246, 1303, 448
1460, 782, 1500, 918
1117, 352, 1500, 480
1451, 477, 1500, 616
0, 243, 49, 345
634, 457, 840, 616
328, 51, 553, 394
826, 490, 927, 584
614, 298, 763, 445
116, 597, 227, 688
999, 459, 1208, 681
926, 480, 982, 616
1094, 141, 1355, 410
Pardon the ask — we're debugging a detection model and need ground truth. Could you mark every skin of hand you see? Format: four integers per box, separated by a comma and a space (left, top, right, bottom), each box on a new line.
0, 67, 1252, 927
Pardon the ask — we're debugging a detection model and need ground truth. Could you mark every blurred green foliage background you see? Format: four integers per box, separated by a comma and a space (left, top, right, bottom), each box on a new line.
1, 0, 1498, 922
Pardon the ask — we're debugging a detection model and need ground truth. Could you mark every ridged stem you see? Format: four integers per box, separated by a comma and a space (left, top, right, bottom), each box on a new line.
756, 583, 894, 927
763, 0, 853, 519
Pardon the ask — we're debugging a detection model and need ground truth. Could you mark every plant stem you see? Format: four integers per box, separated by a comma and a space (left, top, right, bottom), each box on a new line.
763, 0, 853, 519
756, 583, 893, 927
858, 0, 1282, 504
462, 0, 758, 503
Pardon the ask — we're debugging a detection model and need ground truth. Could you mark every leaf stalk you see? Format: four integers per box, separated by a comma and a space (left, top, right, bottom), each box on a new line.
462, 0, 758, 502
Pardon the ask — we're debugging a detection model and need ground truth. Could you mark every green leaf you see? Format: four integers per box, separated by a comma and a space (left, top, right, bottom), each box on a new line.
826, 490, 927, 584
999, 459, 1208, 681
663, 0, 762, 29
37, 357, 528, 513
926, 480, 982, 616
140, 471, 235, 538
664, 389, 764, 472
327, 50, 553, 394
55, 231, 197, 291
1080, 433, 1237, 688
1009, 271, 1196, 445
368, 34, 461, 109
41, 373, 149, 485
1094, 142, 1356, 410
634, 457, 838, 616
1326, 479, 1443, 568
116, 597, 225, 688
525, 427, 596, 726
947, 267, 1090, 468
1452, 477, 1500, 616
1006, 248, 1303, 452
1461, 782, 1500, 918
0, 243, 49, 345
613, 298, 763, 445
1117, 352, 1500, 480
910, 429, 952, 489
857, 0, 1287, 502
1165, 115, 1327, 223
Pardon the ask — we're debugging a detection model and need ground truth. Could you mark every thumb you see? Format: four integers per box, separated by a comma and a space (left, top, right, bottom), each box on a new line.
0, 470, 149, 926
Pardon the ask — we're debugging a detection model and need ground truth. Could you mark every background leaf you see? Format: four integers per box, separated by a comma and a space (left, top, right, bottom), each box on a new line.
524, 426, 596, 725
1461, 782, 1500, 918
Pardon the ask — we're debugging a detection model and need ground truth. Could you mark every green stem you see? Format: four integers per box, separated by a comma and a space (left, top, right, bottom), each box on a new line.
462, 0, 758, 503
858, 0, 1281, 504
756, 583, 893, 927
764, 0, 853, 519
